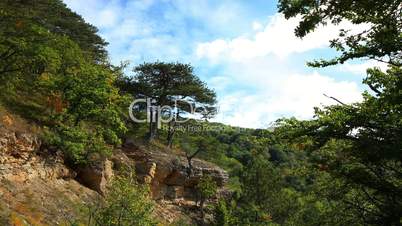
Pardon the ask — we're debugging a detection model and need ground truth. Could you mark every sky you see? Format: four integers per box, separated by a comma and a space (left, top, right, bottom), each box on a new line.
63, 0, 386, 128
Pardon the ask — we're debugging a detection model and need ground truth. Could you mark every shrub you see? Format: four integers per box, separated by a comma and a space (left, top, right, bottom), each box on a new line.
88, 169, 157, 226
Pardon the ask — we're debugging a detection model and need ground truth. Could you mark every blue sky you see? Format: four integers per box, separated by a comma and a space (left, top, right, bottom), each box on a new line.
64, 0, 385, 128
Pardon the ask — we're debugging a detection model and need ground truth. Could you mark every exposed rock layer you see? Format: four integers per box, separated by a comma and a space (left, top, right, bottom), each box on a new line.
0, 124, 229, 225
118, 145, 229, 201
0, 127, 98, 226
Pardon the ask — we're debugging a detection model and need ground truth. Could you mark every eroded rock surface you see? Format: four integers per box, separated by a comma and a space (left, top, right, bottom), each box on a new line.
0, 129, 76, 182
0, 127, 98, 226
76, 159, 114, 195
120, 146, 229, 201
0, 123, 229, 225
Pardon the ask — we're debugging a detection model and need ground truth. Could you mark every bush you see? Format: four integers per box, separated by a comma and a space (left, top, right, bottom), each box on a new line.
214, 199, 236, 226
42, 125, 112, 165
88, 169, 157, 226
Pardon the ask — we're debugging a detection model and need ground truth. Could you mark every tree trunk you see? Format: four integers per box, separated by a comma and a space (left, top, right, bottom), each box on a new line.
167, 111, 179, 148
186, 156, 193, 177
153, 108, 159, 139
148, 106, 154, 141
167, 121, 176, 148
186, 148, 202, 177
200, 199, 205, 221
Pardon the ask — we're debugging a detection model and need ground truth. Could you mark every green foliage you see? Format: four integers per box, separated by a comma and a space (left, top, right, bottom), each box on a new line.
276, 67, 402, 225
214, 200, 230, 226
42, 125, 112, 164
31, 35, 128, 164
276, 0, 402, 225
89, 170, 156, 226
130, 62, 216, 107
278, 0, 402, 67
197, 175, 218, 202
0, 0, 128, 165
238, 155, 295, 225
0, 0, 108, 62
214, 199, 238, 226
121, 62, 217, 142
1, 1, 400, 225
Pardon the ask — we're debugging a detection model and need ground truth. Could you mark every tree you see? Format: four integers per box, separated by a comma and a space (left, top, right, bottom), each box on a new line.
277, 0, 402, 224
180, 137, 204, 177
0, 0, 127, 165
214, 200, 230, 226
33, 36, 127, 165
196, 175, 218, 220
278, 0, 402, 67
239, 155, 288, 225
180, 136, 217, 177
278, 68, 402, 225
0, 0, 108, 63
124, 62, 216, 143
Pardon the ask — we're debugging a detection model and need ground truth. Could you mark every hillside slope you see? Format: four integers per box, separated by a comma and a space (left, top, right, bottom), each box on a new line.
0, 111, 228, 225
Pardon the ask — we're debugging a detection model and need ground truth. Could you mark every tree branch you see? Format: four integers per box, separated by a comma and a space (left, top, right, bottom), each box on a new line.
372, 56, 402, 67
367, 83, 382, 96
186, 148, 202, 160
323, 94, 346, 105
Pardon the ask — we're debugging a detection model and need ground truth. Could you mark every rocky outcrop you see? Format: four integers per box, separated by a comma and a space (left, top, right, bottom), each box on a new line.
119, 146, 229, 201
0, 127, 98, 225
0, 129, 76, 182
0, 117, 229, 225
76, 159, 114, 195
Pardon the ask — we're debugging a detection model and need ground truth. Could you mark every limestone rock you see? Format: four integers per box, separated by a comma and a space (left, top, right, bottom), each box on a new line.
122, 146, 229, 201
0, 129, 75, 182
76, 159, 114, 195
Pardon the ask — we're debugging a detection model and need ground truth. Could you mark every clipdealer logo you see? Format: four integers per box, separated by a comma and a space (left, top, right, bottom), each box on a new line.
129, 98, 214, 129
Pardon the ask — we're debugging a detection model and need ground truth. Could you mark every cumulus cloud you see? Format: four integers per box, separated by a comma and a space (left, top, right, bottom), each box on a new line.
196, 13, 369, 61
63, 1, 366, 128
212, 70, 362, 128
339, 60, 388, 75
64, 0, 122, 29
194, 13, 368, 128
63, 0, 256, 65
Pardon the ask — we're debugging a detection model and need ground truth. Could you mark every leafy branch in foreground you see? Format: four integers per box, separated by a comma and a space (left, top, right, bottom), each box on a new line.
278, 0, 402, 67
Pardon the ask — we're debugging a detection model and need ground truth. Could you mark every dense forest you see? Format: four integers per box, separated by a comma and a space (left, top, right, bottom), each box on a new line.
0, 0, 401, 225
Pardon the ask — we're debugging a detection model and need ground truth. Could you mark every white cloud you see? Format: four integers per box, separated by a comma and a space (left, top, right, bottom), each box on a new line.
252, 21, 263, 31
63, 0, 122, 29
213, 71, 362, 128
194, 12, 368, 128
63, 1, 366, 128
63, 0, 254, 65
339, 60, 388, 75
196, 13, 369, 61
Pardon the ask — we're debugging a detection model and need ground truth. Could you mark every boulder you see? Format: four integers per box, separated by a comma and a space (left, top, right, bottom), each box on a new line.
76, 159, 113, 195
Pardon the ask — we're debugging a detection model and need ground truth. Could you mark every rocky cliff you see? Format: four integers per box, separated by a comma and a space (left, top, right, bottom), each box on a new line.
0, 117, 229, 225
0, 124, 98, 225
118, 144, 228, 201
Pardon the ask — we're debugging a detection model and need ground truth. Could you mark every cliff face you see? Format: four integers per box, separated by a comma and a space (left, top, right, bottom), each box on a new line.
0, 126, 98, 226
0, 129, 75, 182
0, 121, 229, 225
112, 145, 229, 224
118, 145, 228, 202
